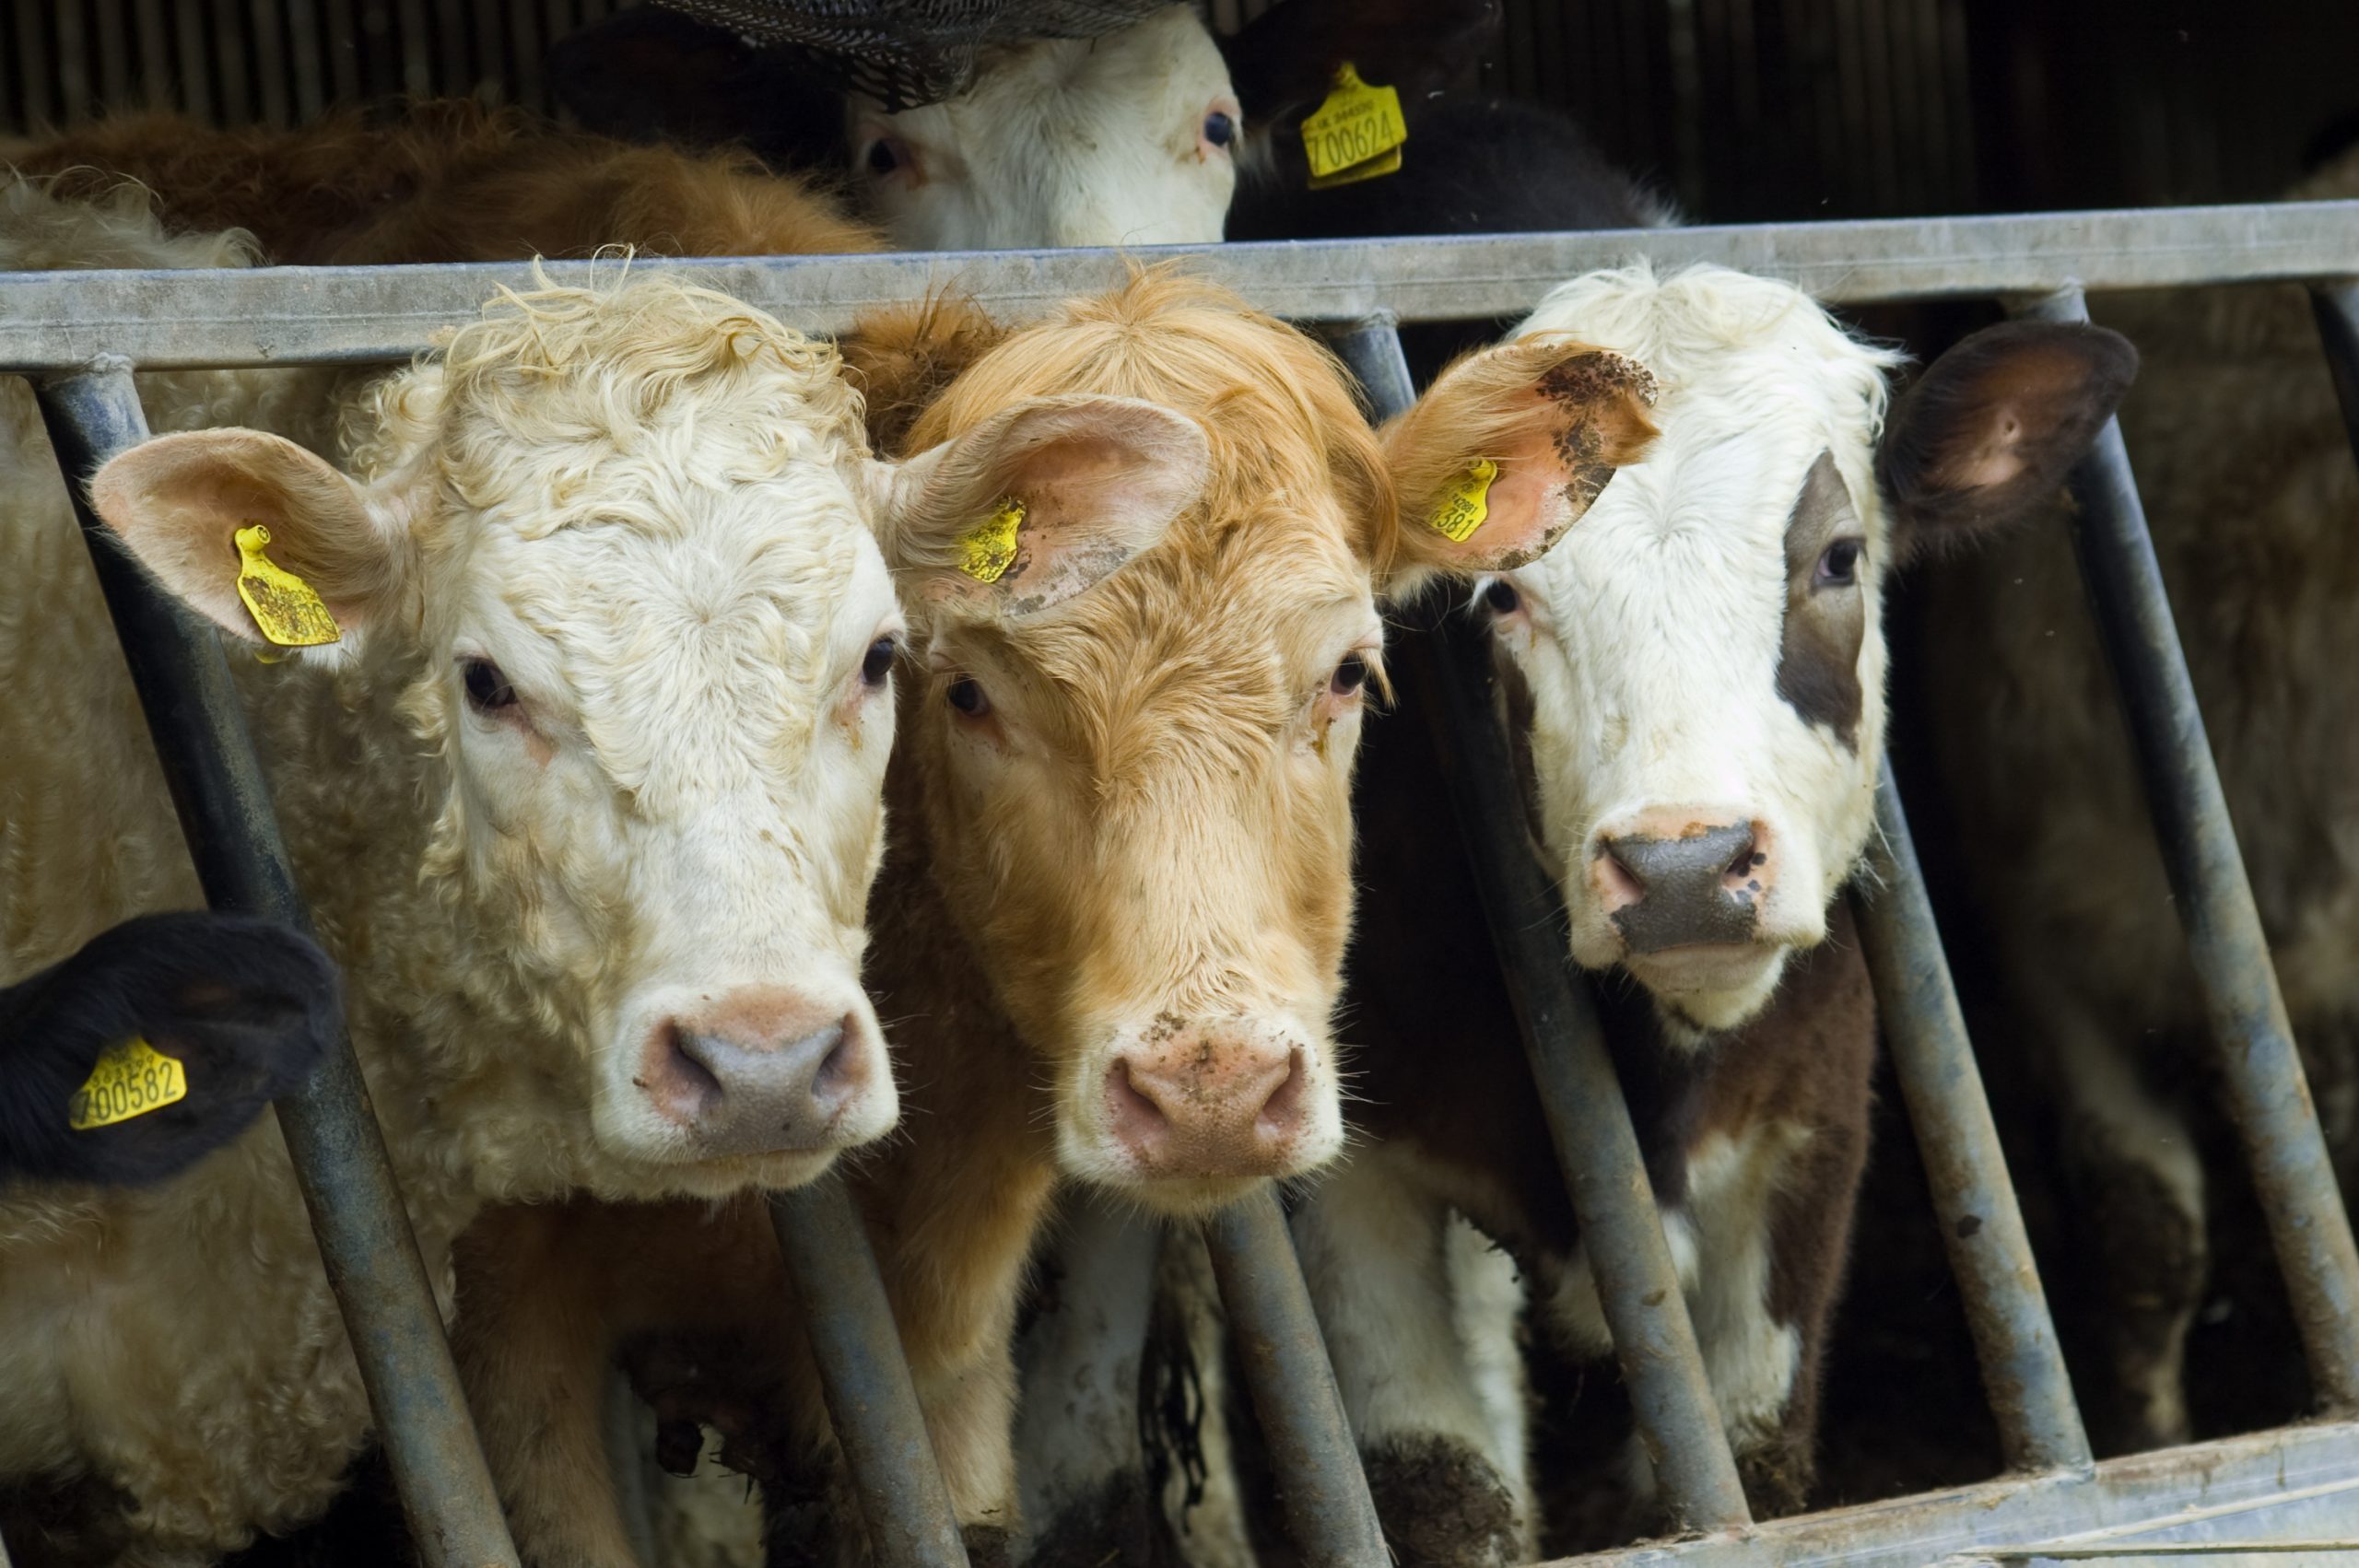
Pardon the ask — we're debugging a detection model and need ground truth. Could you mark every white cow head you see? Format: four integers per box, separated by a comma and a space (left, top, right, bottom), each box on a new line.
90, 276, 1207, 1199
1383, 264, 2135, 1031
548, 5, 1238, 251
850, 6, 1239, 249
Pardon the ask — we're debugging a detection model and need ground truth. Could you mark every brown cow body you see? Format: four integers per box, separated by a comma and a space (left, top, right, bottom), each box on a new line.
1919, 149, 2359, 1452
8, 104, 879, 263
1288, 263, 2136, 1566
1331, 677, 1876, 1552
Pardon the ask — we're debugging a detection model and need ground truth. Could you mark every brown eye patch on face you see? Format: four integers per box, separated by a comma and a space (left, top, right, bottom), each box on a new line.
1773, 450, 1866, 751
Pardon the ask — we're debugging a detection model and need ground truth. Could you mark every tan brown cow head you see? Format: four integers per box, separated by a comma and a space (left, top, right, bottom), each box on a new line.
886, 274, 1654, 1213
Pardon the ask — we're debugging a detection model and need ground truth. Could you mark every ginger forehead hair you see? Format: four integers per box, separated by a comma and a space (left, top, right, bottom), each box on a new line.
903, 270, 1396, 576
348, 270, 873, 535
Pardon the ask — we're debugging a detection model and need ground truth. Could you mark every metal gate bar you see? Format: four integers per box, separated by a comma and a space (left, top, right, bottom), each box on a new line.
2311, 283, 2359, 466
1203, 1187, 1390, 1567
8, 202, 2359, 371
1851, 765, 2093, 1474
27, 361, 521, 1568
1321, 315, 1755, 1532
12, 198, 2359, 1565
769, 1177, 969, 1567
2011, 284, 2359, 1412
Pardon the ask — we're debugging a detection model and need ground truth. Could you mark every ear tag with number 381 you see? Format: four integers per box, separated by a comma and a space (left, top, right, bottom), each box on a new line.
1430, 459, 1500, 543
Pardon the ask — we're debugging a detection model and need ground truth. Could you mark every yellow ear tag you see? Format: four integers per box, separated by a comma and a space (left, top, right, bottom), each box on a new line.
68, 1036, 188, 1131
1430, 459, 1499, 544
233, 525, 341, 649
1302, 63, 1408, 187
957, 498, 1024, 584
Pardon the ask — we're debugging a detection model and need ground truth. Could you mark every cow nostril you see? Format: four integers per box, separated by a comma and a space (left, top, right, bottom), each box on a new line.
1108, 1060, 1172, 1136
1599, 844, 1647, 904
1722, 835, 1761, 885
811, 1022, 860, 1106
1255, 1048, 1309, 1138
665, 1024, 724, 1104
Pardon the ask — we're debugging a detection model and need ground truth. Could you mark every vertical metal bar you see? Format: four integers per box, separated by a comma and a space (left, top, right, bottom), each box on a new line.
1202, 1188, 1389, 1568
1852, 763, 2093, 1473
2012, 286, 2359, 1413
2308, 280, 2359, 471
29, 363, 520, 1568
768, 1176, 969, 1568
1322, 316, 1755, 1532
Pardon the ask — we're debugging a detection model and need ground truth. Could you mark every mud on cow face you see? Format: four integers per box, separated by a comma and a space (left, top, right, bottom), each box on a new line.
88, 278, 1180, 1200
1384, 264, 2135, 1030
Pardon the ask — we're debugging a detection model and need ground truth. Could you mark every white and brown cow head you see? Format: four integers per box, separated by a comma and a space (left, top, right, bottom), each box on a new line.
888, 275, 1653, 1213
1384, 263, 2135, 1030
89, 276, 1190, 1200
550, 5, 1239, 251
851, 6, 1239, 250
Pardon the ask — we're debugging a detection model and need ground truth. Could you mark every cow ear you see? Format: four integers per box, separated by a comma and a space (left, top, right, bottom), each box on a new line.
1876, 321, 2138, 557
866, 395, 1210, 619
89, 429, 408, 646
1379, 337, 1657, 589
547, 9, 845, 166
1223, 0, 1502, 129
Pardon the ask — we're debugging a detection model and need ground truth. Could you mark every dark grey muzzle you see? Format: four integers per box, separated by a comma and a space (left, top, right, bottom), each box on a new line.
1603, 824, 1763, 954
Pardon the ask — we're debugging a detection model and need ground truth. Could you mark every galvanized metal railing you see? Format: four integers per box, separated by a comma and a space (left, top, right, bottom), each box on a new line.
8, 200, 2359, 1567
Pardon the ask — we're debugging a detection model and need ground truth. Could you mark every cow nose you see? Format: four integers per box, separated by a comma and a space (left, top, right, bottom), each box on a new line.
637, 990, 877, 1157
1102, 1029, 1311, 1179
1595, 818, 1771, 954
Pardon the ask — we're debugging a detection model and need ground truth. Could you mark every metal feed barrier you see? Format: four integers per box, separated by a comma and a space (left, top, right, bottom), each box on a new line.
6, 200, 2359, 1568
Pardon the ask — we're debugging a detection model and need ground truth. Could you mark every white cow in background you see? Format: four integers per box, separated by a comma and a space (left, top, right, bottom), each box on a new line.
548, 4, 1241, 251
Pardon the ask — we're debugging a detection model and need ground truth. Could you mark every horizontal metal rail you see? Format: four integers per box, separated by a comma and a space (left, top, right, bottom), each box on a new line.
0, 201, 2354, 369
1851, 765, 2093, 1475
2010, 286, 2359, 1413
1552, 1421, 2359, 1566
1326, 314, 1754, 1533
27, 363, 520, 1568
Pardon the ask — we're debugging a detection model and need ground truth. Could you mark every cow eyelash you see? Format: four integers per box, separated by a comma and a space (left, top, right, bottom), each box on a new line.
460, 657, 518, 714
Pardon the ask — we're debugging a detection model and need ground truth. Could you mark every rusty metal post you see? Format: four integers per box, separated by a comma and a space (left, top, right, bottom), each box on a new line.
2013, 287, 2359, 1412
1853, 764, 2093, 1473
1203, 1187, 1390, 1568
769, 1176, 970, 1568
1321, 316, 1755, 1532
30, 362, 520, 1568
2309, 280, 2359, 470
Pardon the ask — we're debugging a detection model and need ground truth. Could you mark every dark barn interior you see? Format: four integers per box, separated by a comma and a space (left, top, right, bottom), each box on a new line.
5, 1, 2358, 1562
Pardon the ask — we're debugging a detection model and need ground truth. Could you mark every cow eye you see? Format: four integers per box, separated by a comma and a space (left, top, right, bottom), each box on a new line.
1331, 654, 1370, 696
1815, 539, 1864, 588
861, 637, 899, 687
1482, 579, 1520, 615
461, 657, 517, 713
1203, 111, 1236, 149
945, 675, 991, 717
